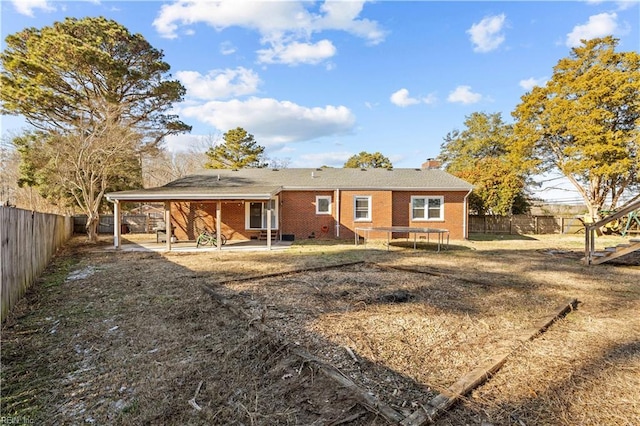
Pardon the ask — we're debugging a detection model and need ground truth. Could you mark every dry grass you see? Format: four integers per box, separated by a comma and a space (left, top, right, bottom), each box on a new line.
1, 233, 638, 425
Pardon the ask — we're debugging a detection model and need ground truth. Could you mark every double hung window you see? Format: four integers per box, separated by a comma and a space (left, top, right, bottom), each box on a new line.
316, 196, 332, 215
411, 196, 443, 221
354, 196, 371, 221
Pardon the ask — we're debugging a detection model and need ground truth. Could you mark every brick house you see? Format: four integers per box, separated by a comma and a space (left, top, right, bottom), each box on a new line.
106, 161, 473, 249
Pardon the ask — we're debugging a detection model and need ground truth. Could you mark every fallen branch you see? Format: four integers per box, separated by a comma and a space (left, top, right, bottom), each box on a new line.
401, 298, 579, 426
188, 380, 203, 411
344, 346, 359, 363
328, 409, 368, 426
201, 284, 404, 424
215, 261, 365, 286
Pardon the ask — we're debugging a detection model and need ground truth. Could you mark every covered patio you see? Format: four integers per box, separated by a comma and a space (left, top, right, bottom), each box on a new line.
108, 235, 293, 253
106, 177, 282, 252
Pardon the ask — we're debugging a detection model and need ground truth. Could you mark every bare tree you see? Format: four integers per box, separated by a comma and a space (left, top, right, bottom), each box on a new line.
14, 108, 143, 240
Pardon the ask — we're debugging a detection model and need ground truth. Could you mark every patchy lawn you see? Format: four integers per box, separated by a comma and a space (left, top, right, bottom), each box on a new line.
1, 234, 639, 425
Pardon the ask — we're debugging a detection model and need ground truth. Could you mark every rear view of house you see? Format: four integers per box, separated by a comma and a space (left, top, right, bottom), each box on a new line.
106, 162, 473, 249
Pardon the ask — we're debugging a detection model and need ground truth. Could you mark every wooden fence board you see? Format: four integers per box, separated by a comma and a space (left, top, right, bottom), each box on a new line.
469, 215, 565, 235
73, 214, 157, 234
1, 207, 73, 322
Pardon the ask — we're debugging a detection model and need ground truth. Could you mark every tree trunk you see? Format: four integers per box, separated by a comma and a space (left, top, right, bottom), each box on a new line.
86, 212, 99, 242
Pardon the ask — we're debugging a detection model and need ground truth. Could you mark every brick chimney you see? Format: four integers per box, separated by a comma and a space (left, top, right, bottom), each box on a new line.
421, 158, 441, 169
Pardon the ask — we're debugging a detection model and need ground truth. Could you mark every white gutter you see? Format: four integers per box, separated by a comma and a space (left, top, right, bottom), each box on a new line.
106, 193, 277, 202
463, 189, 472, 239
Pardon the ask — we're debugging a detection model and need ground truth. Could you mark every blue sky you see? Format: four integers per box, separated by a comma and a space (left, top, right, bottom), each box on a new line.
1, 1, 639, 200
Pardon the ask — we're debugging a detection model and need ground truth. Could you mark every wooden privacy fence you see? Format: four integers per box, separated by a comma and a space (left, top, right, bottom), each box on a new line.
73, 214, 163, 234
1, 207, 74, 322
469, 215, 583, 235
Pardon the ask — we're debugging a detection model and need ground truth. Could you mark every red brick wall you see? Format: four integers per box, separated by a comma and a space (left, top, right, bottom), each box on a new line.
169, 190, 469, 242
392, 191, 468, 239
219, 201, 255, 241
170, 201, 257, 241
338, 190, 393, 240
171, 202, 212, 240
280, 191, 336, 240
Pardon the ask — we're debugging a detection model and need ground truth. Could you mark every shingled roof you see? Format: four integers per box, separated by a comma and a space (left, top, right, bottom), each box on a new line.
106, 168, 473, 201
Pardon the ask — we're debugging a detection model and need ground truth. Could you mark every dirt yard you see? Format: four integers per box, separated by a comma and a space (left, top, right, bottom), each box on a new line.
1, 234, 639, 425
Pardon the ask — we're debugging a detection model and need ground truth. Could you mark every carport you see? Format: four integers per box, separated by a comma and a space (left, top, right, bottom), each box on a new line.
106, 184, 282, 252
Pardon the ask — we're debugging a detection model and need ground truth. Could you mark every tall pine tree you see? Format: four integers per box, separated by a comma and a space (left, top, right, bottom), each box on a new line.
205, 127, 266, 169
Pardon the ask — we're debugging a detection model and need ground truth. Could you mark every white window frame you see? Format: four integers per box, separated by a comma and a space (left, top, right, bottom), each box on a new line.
353, 195, 372, 222
411, 196, 444, 221
245, 198, 279, 230
316, 196, 332, 215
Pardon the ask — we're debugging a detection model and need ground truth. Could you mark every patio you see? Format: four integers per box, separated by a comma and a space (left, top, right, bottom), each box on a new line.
110, 235, 293, 252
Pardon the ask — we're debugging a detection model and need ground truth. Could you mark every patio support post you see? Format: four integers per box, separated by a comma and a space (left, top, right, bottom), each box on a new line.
216, 201, 222, 250
164, 201, 171, 251
335, 189, 340, 237
267, 198, 272, 250
113, 200, 121, 249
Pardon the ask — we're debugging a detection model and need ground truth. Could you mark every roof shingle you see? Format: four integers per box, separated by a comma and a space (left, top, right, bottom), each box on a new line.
107, 168, 473, 201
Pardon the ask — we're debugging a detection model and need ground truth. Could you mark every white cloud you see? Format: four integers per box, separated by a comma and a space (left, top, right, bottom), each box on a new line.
390, 89, 420, 107
519, 77, 547, 91
11, 0, 55, 16
257, 39, 337, 65
153, 0, 385, 65
447, 86, 482, 104
179, 97, 356, 145
314, 1, 387, 45
425, 94, 438, 104
566, 13, 619, 47
585, 1, 636, 11
294, 151, 353, 168
390, 88, 437, 107
614, 1, 637, 11
162, 133, 210, 153
176, 67, 261, 100
467, 14, 507, 53
220, 41, 236, 55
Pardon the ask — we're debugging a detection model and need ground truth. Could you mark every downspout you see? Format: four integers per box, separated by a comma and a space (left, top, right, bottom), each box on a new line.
463, 189, 472, 239
335, 189, 340, 238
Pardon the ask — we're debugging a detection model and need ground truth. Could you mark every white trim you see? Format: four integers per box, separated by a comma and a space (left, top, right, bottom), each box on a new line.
113, 200, 120, 249
411, 195, 444, 221
164, 202, 172, 251
316, 195, 332, 215
267, 198, 272, 250
216, 201, 222, 250
245, 198, 279, 230
463, 189, 472, 239
353, 195, 372, 222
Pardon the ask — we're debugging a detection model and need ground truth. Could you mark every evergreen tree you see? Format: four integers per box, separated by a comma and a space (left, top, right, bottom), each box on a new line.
344, 151, 393, 169
513, 37, 640, 219
0, 17, 190, 240
205, 127, 266, 169
440, 112, 530, 215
